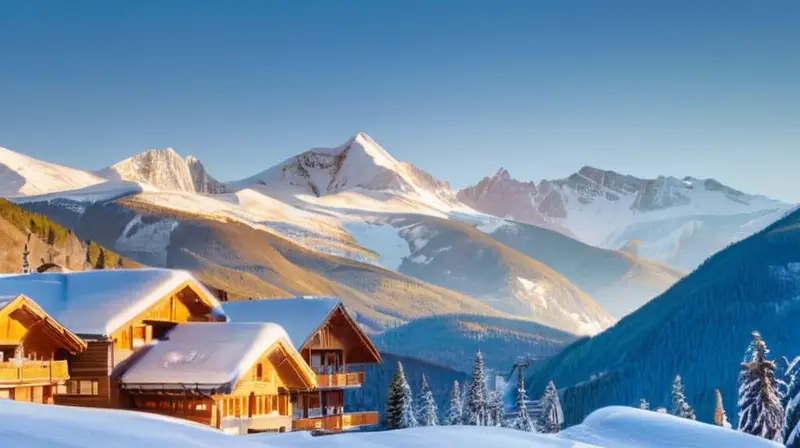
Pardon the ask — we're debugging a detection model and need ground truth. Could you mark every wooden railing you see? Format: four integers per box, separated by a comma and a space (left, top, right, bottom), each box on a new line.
0, 360, 70, 383
293, 411, 379, 432
316, 371, 365, 388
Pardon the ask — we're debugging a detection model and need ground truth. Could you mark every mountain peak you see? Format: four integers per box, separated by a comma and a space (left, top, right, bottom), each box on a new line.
493, 167, 512, 180
98, 148, 223, 194
228, 134, 457, 207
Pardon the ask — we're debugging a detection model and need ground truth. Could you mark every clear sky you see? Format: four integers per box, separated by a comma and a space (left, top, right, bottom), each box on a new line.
1, 0, 798, 201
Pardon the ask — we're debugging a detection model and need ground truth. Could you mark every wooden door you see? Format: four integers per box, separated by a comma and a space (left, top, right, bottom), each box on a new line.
248, 392, 255, 417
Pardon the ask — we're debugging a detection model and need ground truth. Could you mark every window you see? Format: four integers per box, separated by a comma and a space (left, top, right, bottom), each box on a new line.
58, 380, 99, 396
195, 403, 207, 411
256, 364, 263, 381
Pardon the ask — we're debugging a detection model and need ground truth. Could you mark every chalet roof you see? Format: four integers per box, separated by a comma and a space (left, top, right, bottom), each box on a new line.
0, 269, 227, 337
119, 322, 315, 392
0, 294, 87, 354
222, 297, 382, 364
222, 297, 341, 348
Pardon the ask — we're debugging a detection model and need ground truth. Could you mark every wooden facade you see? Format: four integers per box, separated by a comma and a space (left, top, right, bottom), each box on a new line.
54, 279, 225, 409
0, 295, 86, 403
291, 305, 382, 432
122, 339, 316, 435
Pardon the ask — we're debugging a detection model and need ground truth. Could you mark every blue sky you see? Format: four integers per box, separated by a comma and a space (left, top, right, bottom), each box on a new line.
1, 0, 798, 201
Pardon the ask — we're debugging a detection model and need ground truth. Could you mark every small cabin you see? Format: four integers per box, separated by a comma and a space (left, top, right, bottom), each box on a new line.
223, 297, 382, 432
0, 294, 86, 402
0, 269, 227, 408
118, 322, 316, 434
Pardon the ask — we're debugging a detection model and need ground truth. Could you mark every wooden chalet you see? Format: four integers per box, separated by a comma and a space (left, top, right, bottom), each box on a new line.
223, 298, 383, 432
119, 322, 316, 434
0, 269, 227, 409
0, 294, 86, 402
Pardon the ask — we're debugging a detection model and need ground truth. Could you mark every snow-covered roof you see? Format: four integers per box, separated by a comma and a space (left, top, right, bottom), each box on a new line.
119, 322, 306, 392
0, 269, 226, 337
222, 297, 341, 348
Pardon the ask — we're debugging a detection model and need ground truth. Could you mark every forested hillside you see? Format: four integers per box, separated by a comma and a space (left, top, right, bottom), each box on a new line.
375, 314, 577, 373
0, 198, 139, 273
527, 206, 800, 426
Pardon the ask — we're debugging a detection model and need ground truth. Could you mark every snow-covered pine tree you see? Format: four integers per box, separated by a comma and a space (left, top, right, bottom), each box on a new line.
783, 356, 800, 445
385, 361, 418, 430
538, 380, 563, 433
738, 331, 784, 443
714, 389, 731, 428
514, 372, 535, 431
446, 380, 463, 425
639, 399, 650, 410
487, 388, 505, 427
386, 362, 403, 429
671, 375, 696, 420
465, 351, 488, 426
417, 373, 438, 426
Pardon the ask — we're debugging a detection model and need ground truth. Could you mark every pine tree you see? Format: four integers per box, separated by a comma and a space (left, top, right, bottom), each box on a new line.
487, 388, 505, 427
95, 248, 106, 270
714, 389, 731, 428
465, 351, 488, 426
417, 373, 438, 426
738, 331, 784, 443
386, 361, 417, 430
446, 380, 463, 425
639, 399, 650, 410
514, 373, 535, 431
21, 242, 30, 274
538, 380, 563, 433
671, 375, 696, 420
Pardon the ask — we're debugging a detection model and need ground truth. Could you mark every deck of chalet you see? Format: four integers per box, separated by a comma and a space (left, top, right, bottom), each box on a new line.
0, 294, 86, 402
223, 298, 382, 432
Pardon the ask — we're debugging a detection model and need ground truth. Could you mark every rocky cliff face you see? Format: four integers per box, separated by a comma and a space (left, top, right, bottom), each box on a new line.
186, 156, 225, 194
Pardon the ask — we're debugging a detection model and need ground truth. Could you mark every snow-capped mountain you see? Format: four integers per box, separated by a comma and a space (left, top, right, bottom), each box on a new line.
98, 148, 224, 194
0, 146, 105, 197
458, 166, 794, 270
228, 132, 460, 211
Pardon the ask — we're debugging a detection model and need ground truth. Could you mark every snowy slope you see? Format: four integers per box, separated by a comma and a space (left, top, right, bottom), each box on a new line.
0, 400, 778, 448
458, 167, 794, 270
0, 146, 105, 197
560, 406, 780, 448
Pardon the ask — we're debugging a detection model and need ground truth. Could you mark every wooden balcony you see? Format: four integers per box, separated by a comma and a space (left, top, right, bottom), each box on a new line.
0, 360, 70, 384
315, 371, 365, 389
293, 411, 379, 432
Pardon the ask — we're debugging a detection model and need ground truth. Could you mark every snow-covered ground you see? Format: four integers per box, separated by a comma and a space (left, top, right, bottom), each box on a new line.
0, 401, 779, 448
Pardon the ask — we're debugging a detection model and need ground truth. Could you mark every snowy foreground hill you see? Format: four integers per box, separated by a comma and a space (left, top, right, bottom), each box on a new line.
0, 401, 778, 448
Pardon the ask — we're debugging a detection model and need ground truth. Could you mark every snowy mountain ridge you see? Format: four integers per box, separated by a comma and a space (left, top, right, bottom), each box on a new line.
0, 145, 106, 197
458, 166, 794, 270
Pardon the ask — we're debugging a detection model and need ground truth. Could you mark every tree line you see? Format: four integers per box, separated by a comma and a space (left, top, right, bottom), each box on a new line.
384, 350, 563, 434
